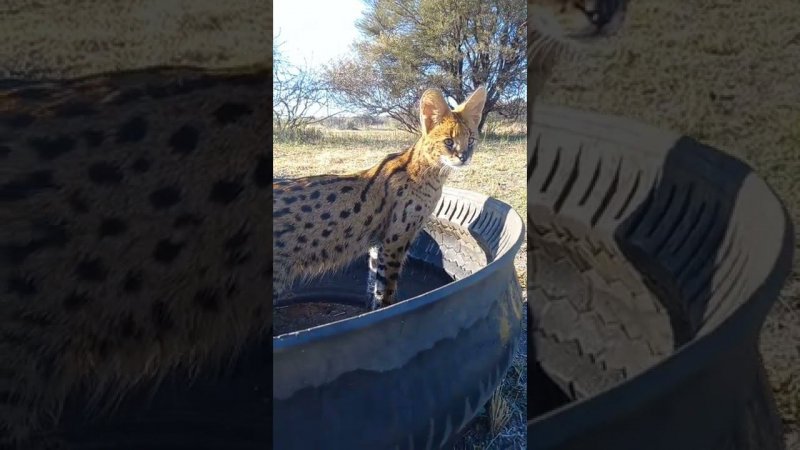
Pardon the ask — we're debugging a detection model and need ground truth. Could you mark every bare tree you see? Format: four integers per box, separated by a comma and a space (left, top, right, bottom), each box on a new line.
272, 40, 337, 133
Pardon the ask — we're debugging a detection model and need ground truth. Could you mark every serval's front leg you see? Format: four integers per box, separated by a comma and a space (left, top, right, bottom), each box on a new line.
366, 246, 385, 310
367, 241, 409, 309
374, 234, 417, 308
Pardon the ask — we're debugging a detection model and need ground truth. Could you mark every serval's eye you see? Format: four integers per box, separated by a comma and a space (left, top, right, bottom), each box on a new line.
444, 138, 454, 148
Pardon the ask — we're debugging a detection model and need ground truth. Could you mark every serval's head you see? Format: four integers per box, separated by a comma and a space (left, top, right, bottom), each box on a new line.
418, 85, 487, 170
529, 0, 627, 70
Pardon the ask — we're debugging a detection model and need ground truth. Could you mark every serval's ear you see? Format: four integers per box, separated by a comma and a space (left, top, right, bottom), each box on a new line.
419, 88, 452, 135
454, 85, 487, 130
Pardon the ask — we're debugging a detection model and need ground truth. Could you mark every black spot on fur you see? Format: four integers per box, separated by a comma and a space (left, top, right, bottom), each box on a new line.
131, 157, 151, 173
353, 203, 361, 213
68, 192, 89, 213
120, 314, 141, 339
149, 186, 181, 209
209, 180, 244, 204
174, 213, 204, 228
99, 218, 127, 237
153, 239, 184, 263
298, 235, 308, 243
254, 156, 271, 188
55, 101, 97, 117
63, 291, 92, 311
334, 245, 344, 253
326, 193, 337, 203
225, 278, 238, 298
116, 116, 148, 143
282, 196, 297, 205
340, 186, 354, 193
0, 170, 56, 201
151, 301, 174, 333
214, 102, 253, 124
310, 191, 321, 200
7, 222, 71, 263
301, 205, 312, 212
304, 222, 314, 229
224, 227, 249, 250
339, 210, 350, 219
88, 162, 124, 185
29, 135, 76, 160
364, 216, 373, 226
82, 130, 105, 147
75, 258, 107, 282
391, 234, 399, 242
321, 229, 332, 237
169, 125, 200, 155
4, 113, 34, 128
122, 271, 143, 293
274, 207, 291, 219
194, 288, 219, 311
7, 276, 36, 297
321, 212, 331, 220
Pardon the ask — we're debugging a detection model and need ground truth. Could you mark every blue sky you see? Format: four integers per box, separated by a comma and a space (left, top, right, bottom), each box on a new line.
273, 0, 365, 68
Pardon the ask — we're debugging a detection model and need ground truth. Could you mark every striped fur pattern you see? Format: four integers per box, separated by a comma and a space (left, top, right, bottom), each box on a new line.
273, 86, 487, 309
0, 66, 269, 448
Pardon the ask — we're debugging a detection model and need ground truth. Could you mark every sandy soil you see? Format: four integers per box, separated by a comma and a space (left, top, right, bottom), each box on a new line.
274, 302, 367, 335
542, 0, 800, 446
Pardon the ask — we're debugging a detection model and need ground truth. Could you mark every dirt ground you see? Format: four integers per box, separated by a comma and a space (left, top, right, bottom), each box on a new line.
0, 0, 268, 77
541, 0, 800, 446
274, 302, 367, 335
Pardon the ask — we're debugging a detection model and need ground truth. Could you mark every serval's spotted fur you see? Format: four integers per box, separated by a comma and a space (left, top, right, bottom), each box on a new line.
273, 86, 487, 309
0, 65, 269, 448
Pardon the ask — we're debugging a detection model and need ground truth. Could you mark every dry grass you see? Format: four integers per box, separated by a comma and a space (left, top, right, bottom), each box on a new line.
489, 392, 512, 435
542, 0, 800, 446
0, 0, 268, 78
